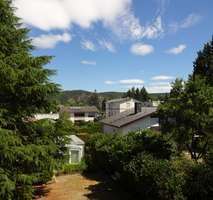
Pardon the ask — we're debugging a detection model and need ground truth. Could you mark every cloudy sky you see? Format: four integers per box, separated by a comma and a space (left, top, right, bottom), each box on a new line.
13, 0, 213, 93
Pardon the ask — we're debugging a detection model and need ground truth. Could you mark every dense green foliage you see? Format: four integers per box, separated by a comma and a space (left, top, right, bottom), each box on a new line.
0, 1, 72, 199
158, 38, 213, 161
124, 87, 150, 102
59, 160, 87, 174
85, 131, 213, 199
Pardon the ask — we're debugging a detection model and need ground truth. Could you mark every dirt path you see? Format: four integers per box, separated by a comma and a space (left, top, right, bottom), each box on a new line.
36, 173, 131, 200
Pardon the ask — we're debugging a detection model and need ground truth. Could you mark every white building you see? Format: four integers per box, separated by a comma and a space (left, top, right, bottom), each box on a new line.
67, 135, 85, 163
61, 106, 99, 123
102, 107, 159, 134
106, 98, 141, 117
34, 113, 59, 121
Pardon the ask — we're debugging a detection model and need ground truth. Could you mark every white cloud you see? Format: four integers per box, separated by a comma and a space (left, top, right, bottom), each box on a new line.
151, 75, 175, 81
14, 0, 163, 40
99, 40, 116, 53
146, 81, 172, 93
81, 60, 96, 65
31, 32, 71, 49
104, 80, 116, 85
104, 79, 144, 85
146, 85, 171, 93
108, 14, 163, 40
13, 0, 132, 31
81, 40, 96, 51
169, 13, 201, 33
166, 44, 186, 55
130, 43, 154, 56
119, 79, 144, 84
142, 16, 164, 39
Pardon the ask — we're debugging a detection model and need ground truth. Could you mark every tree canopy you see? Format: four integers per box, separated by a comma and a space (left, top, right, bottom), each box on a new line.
124, 87, 150, 102
158, 38, 213, 161
0, 1, 71, 199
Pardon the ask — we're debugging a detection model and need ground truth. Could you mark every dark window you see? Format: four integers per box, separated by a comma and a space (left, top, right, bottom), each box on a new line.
74, 112, 85, 117
88, 112, 95, 117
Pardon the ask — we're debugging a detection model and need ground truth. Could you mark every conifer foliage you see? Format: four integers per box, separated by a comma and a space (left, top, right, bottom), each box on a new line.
0, 1, 70, 199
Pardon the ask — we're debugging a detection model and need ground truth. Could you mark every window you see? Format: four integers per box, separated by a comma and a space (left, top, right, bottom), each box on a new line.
70, 150, 79, 163
88, 112, 95, 117
74, 112, 85, 117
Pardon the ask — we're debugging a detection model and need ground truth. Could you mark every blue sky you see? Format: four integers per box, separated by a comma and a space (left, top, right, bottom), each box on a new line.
14, 0, 213, 93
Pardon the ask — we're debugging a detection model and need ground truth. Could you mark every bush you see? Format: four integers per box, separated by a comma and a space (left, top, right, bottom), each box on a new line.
60, 160, 87, 174
85, 130, 174, 173
184, 164, 213, 200
123, 153, 186, 200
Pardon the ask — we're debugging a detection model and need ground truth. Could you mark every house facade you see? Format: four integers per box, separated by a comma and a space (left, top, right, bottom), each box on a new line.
106, 98, 141, 117
61, 106, 99, 123
34, 113, 59, 121
67, 135, 85, 163
102, 107, 159, 134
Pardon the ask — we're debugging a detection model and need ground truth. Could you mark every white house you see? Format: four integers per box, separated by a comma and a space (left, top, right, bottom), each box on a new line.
34, 113, 59, 121
60, 106, 99, 123
67, 135, 85, 163
106, 98, 141, 117
102, 107, 159, 134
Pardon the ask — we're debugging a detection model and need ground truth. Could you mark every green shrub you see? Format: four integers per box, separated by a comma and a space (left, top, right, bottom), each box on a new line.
60, 160, 87, 174
123, 153, 186, 200
184, 163, 213, 200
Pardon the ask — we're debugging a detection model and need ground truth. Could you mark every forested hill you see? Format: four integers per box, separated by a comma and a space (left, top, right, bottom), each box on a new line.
55, 90, 166, 105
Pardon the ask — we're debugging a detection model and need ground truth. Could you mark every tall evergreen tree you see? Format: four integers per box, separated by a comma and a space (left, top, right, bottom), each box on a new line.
0, 1, 70, 199
140, 87, 149, 102
193, 37, 213, 84
158, 38, 213, 161
88, 90, 100, 109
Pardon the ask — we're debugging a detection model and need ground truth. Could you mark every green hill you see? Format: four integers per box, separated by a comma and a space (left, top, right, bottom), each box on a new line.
55, 90, 166, 106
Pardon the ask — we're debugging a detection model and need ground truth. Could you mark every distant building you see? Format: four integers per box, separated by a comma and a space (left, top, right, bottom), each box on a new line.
34, 113, 59, 121
101, 107, 159, 134
61, 106, 99, 123
106, 98, 142, 117
67, 135, 85, 163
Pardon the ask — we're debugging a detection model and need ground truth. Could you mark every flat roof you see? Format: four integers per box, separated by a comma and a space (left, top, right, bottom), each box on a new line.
106, 97, 141, 104
61, 106, 99, 113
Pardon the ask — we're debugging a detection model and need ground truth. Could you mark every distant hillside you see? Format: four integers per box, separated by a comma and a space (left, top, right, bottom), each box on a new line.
55, 90, 167, 105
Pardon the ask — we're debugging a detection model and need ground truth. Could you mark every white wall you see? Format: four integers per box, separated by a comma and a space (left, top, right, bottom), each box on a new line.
103, 116, 159, 134
34, 113, 59, 120
69, 112, 95, 123
106, 99, 135, 117
103, 124, 119, 133
68, 144, 84, 163
119, 100, 135, 115
119, 117, 159, 134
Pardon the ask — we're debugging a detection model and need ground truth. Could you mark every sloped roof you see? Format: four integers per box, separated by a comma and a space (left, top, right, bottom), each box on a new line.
101, 107, 157, 128
70, 135, 85, 145
61, 106, 99, 113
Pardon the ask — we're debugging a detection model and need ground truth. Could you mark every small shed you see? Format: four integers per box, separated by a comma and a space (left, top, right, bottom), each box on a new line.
67, 135, 85, 163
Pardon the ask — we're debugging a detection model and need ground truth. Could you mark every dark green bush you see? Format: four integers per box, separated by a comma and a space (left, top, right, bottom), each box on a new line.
184, 163, 213, 200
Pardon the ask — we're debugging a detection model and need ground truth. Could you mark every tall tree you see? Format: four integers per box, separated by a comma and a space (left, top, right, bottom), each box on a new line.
88, 90, 99, 109
193, 37, 213, 85
140, 87, 150, 102
0, 1, 69, 199
158, 38, 213, 161
125, 87, 150, 102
